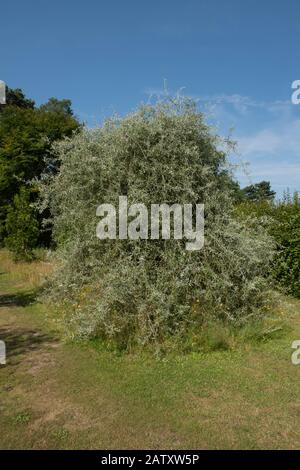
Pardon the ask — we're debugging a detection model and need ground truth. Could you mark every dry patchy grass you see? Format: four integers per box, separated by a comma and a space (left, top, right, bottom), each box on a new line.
0, 249, 300, 449
0, 249, 54, 290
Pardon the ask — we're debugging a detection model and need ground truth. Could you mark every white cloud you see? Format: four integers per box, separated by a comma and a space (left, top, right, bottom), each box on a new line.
200, 93, 292, 113
237, 119, 300, 156
204, 93, 300, 194
236, 161, 300, 193
238, 129, 281, 155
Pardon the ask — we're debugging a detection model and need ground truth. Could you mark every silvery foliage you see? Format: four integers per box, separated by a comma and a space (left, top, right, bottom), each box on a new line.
39, 98, 274, 346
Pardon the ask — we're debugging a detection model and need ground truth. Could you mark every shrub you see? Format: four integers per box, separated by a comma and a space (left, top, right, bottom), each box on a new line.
5, 186, 39, 261
39, 98, 274, 348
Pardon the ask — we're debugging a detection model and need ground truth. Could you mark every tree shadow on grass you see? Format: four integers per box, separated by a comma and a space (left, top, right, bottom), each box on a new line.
0, 326, 57, 365
0, 289, 58, 365
0, 290, 37, 307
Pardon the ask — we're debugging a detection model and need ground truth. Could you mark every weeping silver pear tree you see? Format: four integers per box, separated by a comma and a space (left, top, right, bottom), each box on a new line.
39, 98, 274, 349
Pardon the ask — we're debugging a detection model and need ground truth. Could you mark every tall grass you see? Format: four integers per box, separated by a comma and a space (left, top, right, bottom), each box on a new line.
0, 249, 54, 289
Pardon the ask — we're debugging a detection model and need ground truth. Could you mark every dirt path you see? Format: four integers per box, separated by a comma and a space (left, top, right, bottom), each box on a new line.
0, 286, 86, 448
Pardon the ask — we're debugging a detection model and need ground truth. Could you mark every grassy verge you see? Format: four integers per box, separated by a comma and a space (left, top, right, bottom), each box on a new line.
0, 249, 300, 449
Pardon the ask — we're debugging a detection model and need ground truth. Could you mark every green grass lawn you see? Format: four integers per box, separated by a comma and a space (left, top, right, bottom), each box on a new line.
0, 249, 300, 449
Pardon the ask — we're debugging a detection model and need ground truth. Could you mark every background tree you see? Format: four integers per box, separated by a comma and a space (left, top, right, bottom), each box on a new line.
5, 186, 39, 260
271, 192, 300, 297
235, 189, 300, 298
241, 181, 276, 202
0, 86, 80, 248
0, 86, 35, 110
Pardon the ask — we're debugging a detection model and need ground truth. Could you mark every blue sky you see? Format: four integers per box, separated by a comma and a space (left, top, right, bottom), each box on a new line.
1, 0, 299, 196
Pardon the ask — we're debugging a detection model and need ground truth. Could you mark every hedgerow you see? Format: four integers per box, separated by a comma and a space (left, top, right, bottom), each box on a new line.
235, 192, 300, 299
